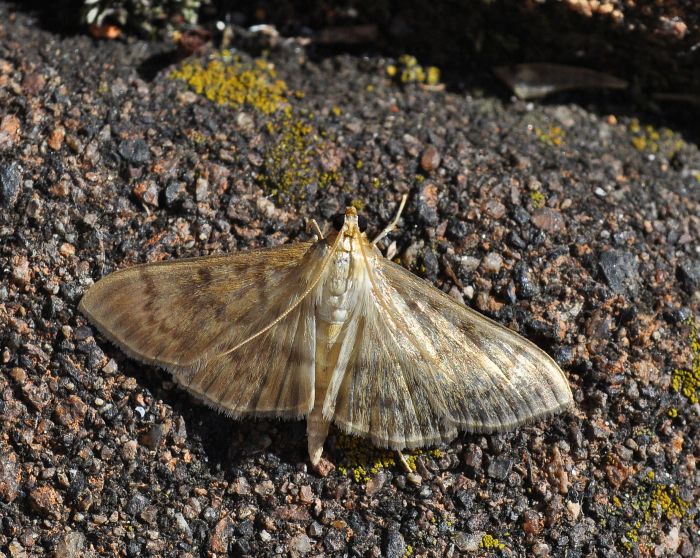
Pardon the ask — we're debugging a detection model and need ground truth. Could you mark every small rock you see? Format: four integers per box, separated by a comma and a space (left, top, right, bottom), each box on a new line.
0, 446, 20, 503
324, 529, 346, 553
453, 532, 480, 552
531, 208, 566, 233
126, 493, 149, 515
289, 533, 313, 556
0, 114, 21, 149
8, 540, 27, 558
164, 181, 187, 206
298, 484, 314, 504
195, 177, 209, 202
11, 255, 30, 286
132, 181, 159, 207
313, 457, 335, 477
487, 455, 513, 481
230, 477, 251, 496
594, 186, 607, 197
139, 423, 167, 450
522, 509, 543, 534
407, 472, 422, 486
484, 200, 506, 220
53, 531, 86, 558
481, 252, 503, 273
1, 161, 22, 207
365, 470, 386, 496
48, 126, 65, 150
598, 250, 640, 296
210, 517, 235, 553
254, 480, 275, 497
420, 146, 441, 172
121, 440, 138, 461
308, 521, 323, 538
29, 485, 64, 519
677, 260, 700, 294
383, 528, 406, 558
175, 513, 193, 540
118, 138, 150, 164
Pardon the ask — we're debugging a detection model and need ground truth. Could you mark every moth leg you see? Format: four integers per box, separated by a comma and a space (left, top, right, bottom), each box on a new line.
397, 450, 412, 473
307, 219, 324, 241
307, 415, 331, 467
372, 194, 408, 246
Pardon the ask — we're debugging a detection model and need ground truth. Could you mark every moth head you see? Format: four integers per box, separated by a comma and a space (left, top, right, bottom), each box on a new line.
332, 207, 367, 236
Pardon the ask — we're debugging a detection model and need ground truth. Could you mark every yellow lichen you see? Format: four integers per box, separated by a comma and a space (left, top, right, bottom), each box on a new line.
627, 118, 685, 159
529, 190, 546, 208
170, 52, 288, 114
671, 317, 700, 405
388, 54, 441, 87
480, 534, 505, 551
534, 125, 565, 147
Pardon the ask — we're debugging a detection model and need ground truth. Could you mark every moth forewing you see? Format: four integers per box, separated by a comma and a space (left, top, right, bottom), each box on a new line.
80, 200, 573, 468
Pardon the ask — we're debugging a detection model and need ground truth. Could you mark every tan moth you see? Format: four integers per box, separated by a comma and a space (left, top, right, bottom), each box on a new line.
79, 196, 573, 467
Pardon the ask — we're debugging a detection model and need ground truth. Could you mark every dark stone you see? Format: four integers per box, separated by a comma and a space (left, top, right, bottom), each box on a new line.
323, 528, 346, 553
422, 249, 440, 280
677, 260, 700, 294
231, 539, 251, 557
118, 139, 150, 164
0, 161, 22, 207
513, 261, 539, 299
126, 493, 149, 515
487, 455, 513, 481
383, 527, 406, 558
512, 206, 531, 225
598, 250, 640, 296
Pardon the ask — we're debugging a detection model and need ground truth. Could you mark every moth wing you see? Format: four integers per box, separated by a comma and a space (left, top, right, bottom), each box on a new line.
79, 241, 328, 417
325, 249, 572, 449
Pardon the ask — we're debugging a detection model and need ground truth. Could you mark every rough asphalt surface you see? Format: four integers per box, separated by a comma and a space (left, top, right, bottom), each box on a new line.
1, 3, 699, 557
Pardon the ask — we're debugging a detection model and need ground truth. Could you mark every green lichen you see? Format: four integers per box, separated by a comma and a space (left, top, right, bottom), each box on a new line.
534, 125, 565, 147
609, 469, 693, 552
671, 317, 700, 405
386, 55, 441, 86
628, 118, 685, 159
259, 112, 340, 202
529, 190, 546, 208
335, 432, 441, 483
170, 52, 289, 114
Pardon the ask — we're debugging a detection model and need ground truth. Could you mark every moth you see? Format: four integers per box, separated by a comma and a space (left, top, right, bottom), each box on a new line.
79, 196, 573, 468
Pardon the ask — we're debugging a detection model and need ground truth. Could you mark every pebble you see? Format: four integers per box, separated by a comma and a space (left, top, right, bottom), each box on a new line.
289, 533, 313, 555
118, 138, 151, 164
453, 532, 480, 552
365, 469, 386, 495
598, 249, 640, 296
323, 529, 346, 553
531, 207, 566, 233
383, 528, 407, 558
53, 532, 85, 558
420, 146, 441, 171
487, 455, 514, 481
1, 161, 22, 207
0, 447, 20, 503
254, 480, 275, 497
48, 126, 65, 150
594, 186, 607, 197
481, 252, 503, 273
28, 485, 63, 519
0, 114, 21, 149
